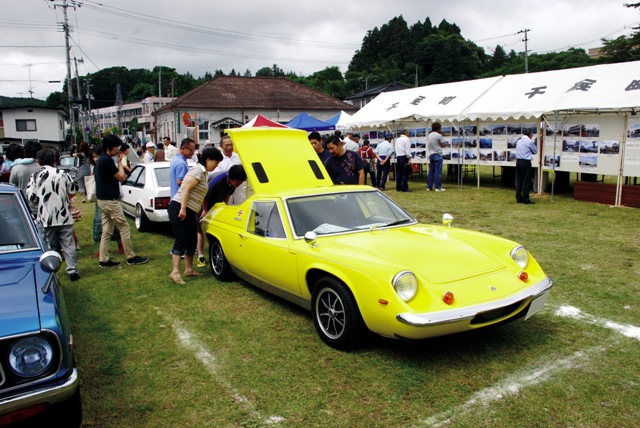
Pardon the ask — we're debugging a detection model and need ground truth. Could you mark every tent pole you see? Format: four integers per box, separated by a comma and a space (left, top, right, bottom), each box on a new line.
476, 119, 480, 189
616, 114, 629, 207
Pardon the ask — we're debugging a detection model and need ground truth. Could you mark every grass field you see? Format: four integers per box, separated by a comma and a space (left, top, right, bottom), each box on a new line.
64, 169, 640, 427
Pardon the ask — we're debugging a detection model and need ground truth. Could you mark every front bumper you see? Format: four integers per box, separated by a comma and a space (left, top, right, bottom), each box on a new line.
0, 368, 79, 416
396, 276, 553, 328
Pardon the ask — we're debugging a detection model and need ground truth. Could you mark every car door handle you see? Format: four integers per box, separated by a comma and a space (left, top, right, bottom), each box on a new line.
239, 233, 247, 239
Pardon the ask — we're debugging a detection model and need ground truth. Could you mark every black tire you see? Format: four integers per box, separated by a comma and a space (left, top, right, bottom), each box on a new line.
209, 237, 232, 281
135, 204, 150, 232
311, 277, 366, 350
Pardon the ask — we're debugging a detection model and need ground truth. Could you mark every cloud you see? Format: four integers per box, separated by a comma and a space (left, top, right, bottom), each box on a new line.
1, 0, 637, 99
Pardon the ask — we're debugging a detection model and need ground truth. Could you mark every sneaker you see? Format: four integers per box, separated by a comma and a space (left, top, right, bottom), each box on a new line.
69, 272, 80, 281
197, 256, 206, 268
127, 255, 149, 265
435, 188, 446, 192
426, 187, 432, 191
99, 260, 121, 268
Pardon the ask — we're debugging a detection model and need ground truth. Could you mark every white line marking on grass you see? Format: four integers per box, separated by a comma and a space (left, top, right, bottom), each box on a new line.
416, 347, 599, 428
555, 305, 640, 340
156, 309, 285, 425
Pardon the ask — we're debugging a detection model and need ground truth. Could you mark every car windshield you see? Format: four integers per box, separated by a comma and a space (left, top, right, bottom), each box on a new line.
286, 190, 415, 236
0, 193, 38, 252
154, 167, 170, 187
59, 156, 76, 167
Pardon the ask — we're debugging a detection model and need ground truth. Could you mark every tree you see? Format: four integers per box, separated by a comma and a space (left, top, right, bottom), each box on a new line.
489, 45, 508, 70
256, 66, 273, 77
600, 3, 640, 62
126, 83, 155, 102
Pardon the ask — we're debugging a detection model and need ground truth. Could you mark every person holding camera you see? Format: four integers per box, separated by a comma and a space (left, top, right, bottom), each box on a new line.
94, 134, 148, 268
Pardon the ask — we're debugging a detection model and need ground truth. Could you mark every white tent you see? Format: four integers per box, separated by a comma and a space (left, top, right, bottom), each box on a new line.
326, 110, 354, 129
463, 61, 640, 121
344, 76, 503, 128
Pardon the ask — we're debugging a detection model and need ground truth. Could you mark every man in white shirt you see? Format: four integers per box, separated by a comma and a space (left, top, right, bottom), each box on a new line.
394, 130, 412, 192
163, 137, 178, 161
143, 142, 156, 163
342, 132, 359, 152
210, 135, 244, 204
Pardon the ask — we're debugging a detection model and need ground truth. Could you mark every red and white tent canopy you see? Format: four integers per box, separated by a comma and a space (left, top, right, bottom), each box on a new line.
242, 114, 288, 128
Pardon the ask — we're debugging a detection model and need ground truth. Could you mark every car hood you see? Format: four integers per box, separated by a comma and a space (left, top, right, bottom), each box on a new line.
319, 225, 505, 284
0, 257, 41, 337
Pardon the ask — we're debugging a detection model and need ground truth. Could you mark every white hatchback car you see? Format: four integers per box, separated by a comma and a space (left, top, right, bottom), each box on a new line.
121, 162, 171, 231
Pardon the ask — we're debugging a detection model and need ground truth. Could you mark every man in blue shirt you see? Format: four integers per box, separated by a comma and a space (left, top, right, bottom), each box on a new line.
375, 134, 393, 190
515, 129, 538, 204
169, 138, 196, 200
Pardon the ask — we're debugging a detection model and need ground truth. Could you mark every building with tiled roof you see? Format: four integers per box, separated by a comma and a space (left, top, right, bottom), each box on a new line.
155, 75, 357, 144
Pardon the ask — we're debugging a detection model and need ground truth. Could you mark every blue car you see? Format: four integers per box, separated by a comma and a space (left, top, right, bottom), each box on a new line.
0, 183, 81, 427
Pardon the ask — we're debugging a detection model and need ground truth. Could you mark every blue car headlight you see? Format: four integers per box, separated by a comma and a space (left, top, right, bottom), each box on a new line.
511, 245, 529, 269
393, 271, 418, 302
9, 336, 54, 377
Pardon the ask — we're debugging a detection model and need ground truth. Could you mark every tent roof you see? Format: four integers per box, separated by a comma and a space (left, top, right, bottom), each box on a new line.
345, 76, 502, 127
241, 114, 288, 128
285, 112, 335, 131
326, 110, 353, 127
464, 61, 640, 121
342, 61, 640, 127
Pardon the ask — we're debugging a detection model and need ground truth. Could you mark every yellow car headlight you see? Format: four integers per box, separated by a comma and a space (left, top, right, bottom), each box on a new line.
393, 271, 418, 302
511, 245, 529, 269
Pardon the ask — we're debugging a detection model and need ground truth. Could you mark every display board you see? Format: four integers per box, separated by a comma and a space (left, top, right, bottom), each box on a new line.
360, 120, 539, 168
541, 115, 623, 176
624, 116, 640, 178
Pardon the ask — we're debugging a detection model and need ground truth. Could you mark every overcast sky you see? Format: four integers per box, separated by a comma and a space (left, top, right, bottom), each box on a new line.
1, 0, 638, 100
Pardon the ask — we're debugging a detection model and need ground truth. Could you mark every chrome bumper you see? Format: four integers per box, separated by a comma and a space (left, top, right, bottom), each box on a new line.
397, 277, 553, 327
0, 368, 79, 415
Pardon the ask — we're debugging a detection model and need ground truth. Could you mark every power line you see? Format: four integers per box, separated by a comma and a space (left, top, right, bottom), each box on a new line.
79, 0, 359, 50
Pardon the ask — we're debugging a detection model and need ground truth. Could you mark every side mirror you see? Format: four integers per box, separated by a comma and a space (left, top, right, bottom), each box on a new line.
304, 231, 317, 245
442, 213, 454, 228
40, 251, 62, 273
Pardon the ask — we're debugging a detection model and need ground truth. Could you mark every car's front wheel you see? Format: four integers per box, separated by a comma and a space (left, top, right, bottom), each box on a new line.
135, 204, 150, 232
312, 277, 366, 350
209, 237, 232, 281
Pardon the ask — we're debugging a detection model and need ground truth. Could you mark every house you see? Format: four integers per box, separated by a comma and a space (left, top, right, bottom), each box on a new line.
155, 76, 357, 144
0, 106, 66, 152
89, 96, 174, 141
344, 83, 411, 109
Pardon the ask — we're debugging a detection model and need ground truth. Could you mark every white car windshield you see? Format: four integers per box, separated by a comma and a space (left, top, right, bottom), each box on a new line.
286, 190, 415, 236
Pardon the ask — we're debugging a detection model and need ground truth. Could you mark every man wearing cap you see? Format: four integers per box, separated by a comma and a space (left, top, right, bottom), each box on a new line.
375, 134, 393, 190
143, 142, 156, 163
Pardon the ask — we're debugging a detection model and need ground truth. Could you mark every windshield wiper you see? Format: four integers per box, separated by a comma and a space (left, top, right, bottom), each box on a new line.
0, 242, 25, 247
384, 219, 413, 227
370, 219, 412, 231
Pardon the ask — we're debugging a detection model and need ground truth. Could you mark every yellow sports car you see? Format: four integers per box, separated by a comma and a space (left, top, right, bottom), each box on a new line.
201, 128, 553, 350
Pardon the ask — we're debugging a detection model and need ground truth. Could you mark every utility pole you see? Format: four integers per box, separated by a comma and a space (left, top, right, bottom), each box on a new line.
517, 28, 531, 73
85, 78, 93, 141
54, 0, 76, 148
74, 57, 86, 143
27, 64, 34, 98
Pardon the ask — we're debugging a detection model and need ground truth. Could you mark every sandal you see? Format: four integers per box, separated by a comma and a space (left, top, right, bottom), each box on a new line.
183, 271, 204, 277
169, 273, 186, 284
